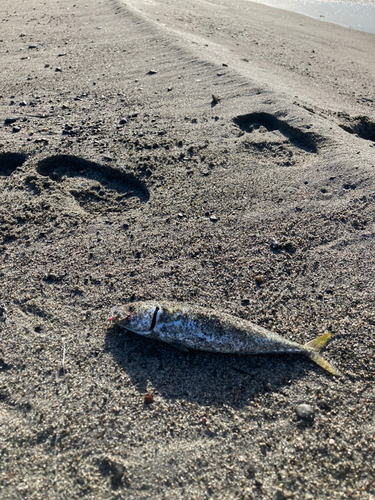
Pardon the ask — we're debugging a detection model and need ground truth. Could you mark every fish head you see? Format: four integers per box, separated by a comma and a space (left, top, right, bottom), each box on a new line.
109, 302, 161, 335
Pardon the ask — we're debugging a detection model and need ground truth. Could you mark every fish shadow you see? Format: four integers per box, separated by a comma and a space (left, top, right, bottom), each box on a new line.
105, 327, 312, 408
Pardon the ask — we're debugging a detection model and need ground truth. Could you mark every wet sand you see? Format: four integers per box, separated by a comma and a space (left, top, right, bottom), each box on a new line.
0, 0, 374, 498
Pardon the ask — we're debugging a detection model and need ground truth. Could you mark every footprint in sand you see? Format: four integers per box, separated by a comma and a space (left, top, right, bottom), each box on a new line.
0, 152, 27, 177
337, 114, 375, 142
36, 155, 149, 214
233, 112, 322, 162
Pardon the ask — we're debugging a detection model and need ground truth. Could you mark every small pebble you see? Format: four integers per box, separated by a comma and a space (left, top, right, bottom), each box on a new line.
4, 117, 20, 125
17, 485, 29, 493
296, 403, 314, 420
283, 491, 294, 499
0, 302, 7, 322
276, 489, 294, 500
12, 126, 21, 133
55, 67, 62, 72
119, 118, 127, 125
148, 69, 158, 75
110, 462, 125, 485
270, 238, 282, 250
209, 215, 218, 222
317, 399, 331, 411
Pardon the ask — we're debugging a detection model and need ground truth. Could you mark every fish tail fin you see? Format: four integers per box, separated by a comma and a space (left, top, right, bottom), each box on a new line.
303, 333, 340, 376
304, 332, 332, 351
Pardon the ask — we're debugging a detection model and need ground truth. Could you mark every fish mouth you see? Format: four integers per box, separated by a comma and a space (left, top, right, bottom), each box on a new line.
108, 306, 134, 326
108, 304, 161, 334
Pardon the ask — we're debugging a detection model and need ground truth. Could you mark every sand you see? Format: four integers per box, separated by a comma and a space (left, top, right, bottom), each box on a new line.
0, 0, 374, 498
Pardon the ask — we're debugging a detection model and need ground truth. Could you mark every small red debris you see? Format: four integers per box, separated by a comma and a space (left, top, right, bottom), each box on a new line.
144, 393, 154, 404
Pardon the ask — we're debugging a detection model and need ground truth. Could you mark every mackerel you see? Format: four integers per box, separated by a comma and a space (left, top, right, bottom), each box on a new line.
109, 301, 339, 375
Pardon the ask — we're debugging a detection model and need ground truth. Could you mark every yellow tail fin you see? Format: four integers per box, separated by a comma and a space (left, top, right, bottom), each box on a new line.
303, 333, 340, 376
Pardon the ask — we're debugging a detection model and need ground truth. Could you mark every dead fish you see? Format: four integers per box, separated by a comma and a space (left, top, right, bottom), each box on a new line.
109, 301, 339, 376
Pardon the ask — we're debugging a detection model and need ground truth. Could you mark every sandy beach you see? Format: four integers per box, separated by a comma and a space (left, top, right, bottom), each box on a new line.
1, 0, 374, 498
